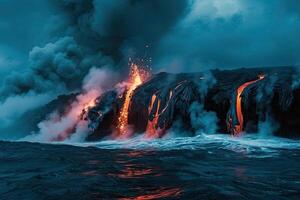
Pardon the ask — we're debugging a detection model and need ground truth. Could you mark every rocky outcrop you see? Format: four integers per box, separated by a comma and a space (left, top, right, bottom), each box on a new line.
85, 66, 300, 140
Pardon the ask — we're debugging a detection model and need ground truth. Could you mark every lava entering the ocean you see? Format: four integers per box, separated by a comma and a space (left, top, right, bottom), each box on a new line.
146, 91, 173, 138
229, 74, 265, 136
146, 94, 161, 138
117, 63, 149, 136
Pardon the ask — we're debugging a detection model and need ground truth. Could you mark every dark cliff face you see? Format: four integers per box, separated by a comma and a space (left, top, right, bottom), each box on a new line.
84, 66, 300, 140
129, 72, 202, 133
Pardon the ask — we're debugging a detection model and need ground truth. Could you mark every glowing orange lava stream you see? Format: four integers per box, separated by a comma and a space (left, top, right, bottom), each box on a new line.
117, 64, 146, 135
146, 94, 161, 137
233, 75, 265, 135
146, 91, 173, 138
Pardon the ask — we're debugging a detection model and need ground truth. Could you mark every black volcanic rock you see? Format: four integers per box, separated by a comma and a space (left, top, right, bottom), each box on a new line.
85, 90, 119, 140
86, 66, 300, 140
129, 72, 202, 133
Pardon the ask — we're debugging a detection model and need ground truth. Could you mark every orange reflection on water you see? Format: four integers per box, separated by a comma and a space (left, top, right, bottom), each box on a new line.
109, 150, 161, 179
117, 165, 155, 179
119, 187, 182, 200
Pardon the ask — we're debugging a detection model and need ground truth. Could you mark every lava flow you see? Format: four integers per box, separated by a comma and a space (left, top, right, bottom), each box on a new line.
231, 74, 265, 135
146, 91, 173, 138
117, 64, 148, 136
146, 94, 161, 137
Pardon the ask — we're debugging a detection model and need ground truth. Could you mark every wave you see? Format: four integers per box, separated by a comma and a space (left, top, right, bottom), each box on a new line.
50, 133, 300, 158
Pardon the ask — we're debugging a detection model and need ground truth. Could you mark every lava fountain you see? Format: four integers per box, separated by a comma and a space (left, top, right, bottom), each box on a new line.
229, 75, 265, 136
117, 63, 149, 136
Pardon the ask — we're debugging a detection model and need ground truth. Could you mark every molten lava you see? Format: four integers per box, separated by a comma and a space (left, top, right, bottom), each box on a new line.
83, 99, 96, 111
146, 91, 173, 138
233, 74, 265, 135
117, 64, 148, 135
146, 94, 161, 137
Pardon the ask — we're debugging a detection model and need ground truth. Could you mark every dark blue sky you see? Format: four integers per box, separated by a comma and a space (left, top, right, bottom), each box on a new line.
155, 0, 300, 72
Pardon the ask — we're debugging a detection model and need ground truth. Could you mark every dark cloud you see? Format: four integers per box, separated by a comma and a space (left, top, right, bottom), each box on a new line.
0, 0, 188, 98
1, 0, 300, 139
154, 0, 300, 72
1, 0, 300, 96
0, 0, 59, 80
52, 0, 188, 60
1, 37, 114, 98
0, 0, 56, 52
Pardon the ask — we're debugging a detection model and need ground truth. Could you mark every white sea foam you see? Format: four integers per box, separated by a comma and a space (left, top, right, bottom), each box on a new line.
54, 133, 300, 158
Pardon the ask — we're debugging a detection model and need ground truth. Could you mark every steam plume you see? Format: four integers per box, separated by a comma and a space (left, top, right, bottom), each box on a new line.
24, 67, 115, 142
189, 71, 218, 135
189, 102, 218, 134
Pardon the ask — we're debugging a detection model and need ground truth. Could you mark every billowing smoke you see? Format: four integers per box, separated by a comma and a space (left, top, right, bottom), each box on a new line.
1, 0, 188, 100
0, 92, 57, 128
197, 71, 217, 101
258, 115, 279, 137
256, 74, 277, 120
24, 67, 116, 142
252, 74, 280, 137
1, 37, 113, 98
188, 71, 218, 135
0, 0, 188, 138
1, 0, 300, 140
2, 0, 300, 97
189, 102, 218, 134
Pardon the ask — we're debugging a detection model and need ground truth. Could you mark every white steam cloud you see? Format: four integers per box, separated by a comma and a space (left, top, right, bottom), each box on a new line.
24, 67, 116, 142
189, 102, 218, 134
258, 115, 279, 137
0, 91, 61, 128
188, 71, 218, 135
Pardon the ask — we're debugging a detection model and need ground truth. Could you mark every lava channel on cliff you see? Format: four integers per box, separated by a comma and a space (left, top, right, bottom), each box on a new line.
146, 90, 173, 138
227, 74, 265, 136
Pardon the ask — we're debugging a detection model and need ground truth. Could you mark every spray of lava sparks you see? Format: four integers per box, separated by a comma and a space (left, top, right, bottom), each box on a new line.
117, 64, 149, 136
232, 74, 265, 135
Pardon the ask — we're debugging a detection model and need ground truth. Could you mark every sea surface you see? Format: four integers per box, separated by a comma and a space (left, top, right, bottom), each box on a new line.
1, 134, 300, 200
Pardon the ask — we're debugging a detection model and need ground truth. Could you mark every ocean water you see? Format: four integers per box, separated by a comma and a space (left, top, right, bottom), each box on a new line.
1, 134, 300, 200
